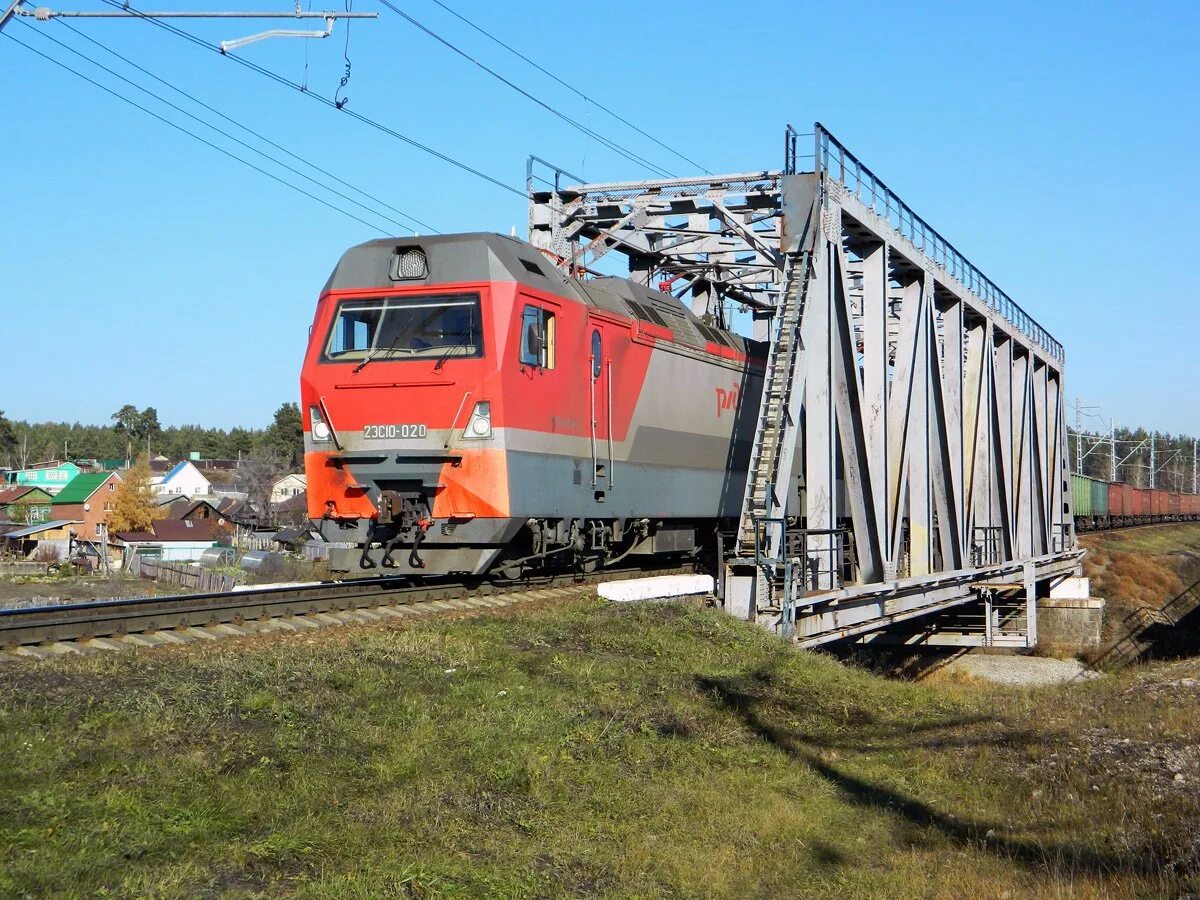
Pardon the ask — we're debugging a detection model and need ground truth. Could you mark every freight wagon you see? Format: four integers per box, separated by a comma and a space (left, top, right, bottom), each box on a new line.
1073, 473, 1200, 532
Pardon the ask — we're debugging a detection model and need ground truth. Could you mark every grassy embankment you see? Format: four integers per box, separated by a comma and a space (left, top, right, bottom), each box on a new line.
3, 597, 1200, 897
1082, 523, 1200, 650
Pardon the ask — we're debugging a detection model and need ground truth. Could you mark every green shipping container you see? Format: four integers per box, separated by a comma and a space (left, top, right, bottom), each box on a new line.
1090, 477, 1109, 517
1072, 474, 1093, 517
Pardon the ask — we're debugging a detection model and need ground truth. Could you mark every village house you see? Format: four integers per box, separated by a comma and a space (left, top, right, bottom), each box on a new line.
168, 497, 238, 524
271, 491, 310, 528
50, 472, 123, 541
0, 486, 54, 525
151, 460, 212, 497
270, 473, 307, 504
114, 519, 223, 564
152, 494, 193, 519
3, 461, 82, 495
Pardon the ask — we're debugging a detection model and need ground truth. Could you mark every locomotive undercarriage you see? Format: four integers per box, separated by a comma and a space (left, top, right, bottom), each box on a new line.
320, 513, 705, 579
313, 449, 714, 578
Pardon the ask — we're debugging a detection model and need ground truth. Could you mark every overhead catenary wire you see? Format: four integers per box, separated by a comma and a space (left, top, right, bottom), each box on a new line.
2, 29, 394, 234
93, 0, 526, 198
1071, 433, 1177, 445
17, 19, 421, 233
376, 0, 676, 180
424, 0, 711, 175
49, 16, 436, 233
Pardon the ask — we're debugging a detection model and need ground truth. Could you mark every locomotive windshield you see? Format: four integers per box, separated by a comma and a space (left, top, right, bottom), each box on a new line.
323, 293, 483, 364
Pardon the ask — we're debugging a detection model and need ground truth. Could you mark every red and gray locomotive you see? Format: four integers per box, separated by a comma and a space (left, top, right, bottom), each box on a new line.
301, 232, 769, 577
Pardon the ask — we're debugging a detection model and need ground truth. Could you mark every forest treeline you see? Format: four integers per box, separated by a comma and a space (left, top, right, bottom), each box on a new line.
4, 405, 1197, 491
0, 403, 304, 470
1070, 426, 1200, 492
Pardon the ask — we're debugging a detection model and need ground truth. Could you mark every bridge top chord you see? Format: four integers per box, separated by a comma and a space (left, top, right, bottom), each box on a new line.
530, 122, 1063, 364
803, 124, 1062, 362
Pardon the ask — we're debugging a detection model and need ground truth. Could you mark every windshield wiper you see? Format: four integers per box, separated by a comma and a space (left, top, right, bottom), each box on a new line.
353, 335, 411, 373
433, 327, 475, 371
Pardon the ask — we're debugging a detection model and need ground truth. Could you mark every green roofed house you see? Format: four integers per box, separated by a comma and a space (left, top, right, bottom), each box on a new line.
51, 471, 123, 541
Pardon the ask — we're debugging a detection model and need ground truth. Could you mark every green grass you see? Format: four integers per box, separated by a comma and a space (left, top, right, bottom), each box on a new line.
2, 599, 1199, 897
1082, 524, 1200, 646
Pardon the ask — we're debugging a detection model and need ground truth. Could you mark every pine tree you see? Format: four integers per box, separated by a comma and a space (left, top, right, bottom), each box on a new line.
0, 410, 16, 466
260, 402, 304, 468
107, 455, 165, 533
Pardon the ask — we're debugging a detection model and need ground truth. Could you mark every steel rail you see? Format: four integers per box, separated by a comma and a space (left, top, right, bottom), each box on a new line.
1, 576, 420, 647
0, 565, 691, 650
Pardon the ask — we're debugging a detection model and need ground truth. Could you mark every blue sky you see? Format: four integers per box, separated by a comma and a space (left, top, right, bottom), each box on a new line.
2, 0, 1197, 434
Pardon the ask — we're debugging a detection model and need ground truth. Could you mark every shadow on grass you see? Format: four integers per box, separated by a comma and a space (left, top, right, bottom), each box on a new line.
696, 668, 1180, 881
1094, 571, 1200, 669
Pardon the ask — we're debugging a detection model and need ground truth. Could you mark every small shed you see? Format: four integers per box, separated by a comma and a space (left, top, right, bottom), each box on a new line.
272, 525, 317, 549
0, 519, 83, 561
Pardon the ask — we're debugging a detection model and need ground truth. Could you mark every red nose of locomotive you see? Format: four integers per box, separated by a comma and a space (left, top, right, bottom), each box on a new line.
301, 237, 518, 575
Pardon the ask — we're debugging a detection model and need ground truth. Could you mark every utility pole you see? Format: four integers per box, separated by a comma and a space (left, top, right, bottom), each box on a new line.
1075, 397, 1083, 474
1193, 439, 1197, 494
0, 0, 19, 31
1151, 433, 1156, 490
2, 2, 374, 50
1110, 418, 1117, 483
99, 522, 111, 575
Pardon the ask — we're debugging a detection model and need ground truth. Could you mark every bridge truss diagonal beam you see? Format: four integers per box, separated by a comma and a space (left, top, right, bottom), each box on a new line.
528, 123, 1076, 645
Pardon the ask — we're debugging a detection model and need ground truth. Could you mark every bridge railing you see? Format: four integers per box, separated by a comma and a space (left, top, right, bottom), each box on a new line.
795, 122, 1064, 362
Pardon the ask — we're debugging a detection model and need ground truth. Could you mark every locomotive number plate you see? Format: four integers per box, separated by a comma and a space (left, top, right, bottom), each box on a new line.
363, 424, 428, 439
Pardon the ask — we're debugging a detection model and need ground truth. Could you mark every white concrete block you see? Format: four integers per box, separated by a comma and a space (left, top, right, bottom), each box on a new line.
1050, 576, 1090, 600
231, 581, 321, 593
597, 574, 714, 603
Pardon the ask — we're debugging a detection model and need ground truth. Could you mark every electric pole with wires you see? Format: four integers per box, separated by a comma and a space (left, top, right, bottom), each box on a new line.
0, 0, 21, 31
1, 1, 375, 49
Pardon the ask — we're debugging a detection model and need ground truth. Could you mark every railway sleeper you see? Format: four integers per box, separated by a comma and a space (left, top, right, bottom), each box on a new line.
0, 566, 693, 663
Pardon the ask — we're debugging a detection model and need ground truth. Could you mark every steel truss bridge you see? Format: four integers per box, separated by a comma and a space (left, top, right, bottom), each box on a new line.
529, 123, 1081, 648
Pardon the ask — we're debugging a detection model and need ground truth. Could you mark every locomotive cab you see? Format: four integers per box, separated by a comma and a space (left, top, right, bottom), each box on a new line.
302, 234, 560, 575
302, 232, 762, 578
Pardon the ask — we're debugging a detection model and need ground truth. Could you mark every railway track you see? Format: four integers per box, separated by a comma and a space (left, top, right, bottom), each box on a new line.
0, 565, 696, 663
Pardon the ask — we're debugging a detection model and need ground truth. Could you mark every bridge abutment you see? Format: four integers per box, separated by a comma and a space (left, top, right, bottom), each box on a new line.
1037, 577, 1104, 655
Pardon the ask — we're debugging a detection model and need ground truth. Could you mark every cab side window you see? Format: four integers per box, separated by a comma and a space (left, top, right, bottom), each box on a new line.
519, 304, 555, 369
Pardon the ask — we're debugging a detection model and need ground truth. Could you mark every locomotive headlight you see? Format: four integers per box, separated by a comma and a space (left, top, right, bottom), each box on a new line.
390, 247, 428, 280
309, 405, 333, 442
463, 401, 492, 439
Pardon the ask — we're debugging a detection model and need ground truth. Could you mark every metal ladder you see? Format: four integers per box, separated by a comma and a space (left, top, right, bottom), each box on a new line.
736, 248, 813, 559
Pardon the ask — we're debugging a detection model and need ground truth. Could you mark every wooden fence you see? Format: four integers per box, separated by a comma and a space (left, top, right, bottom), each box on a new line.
127, 554, 238, 593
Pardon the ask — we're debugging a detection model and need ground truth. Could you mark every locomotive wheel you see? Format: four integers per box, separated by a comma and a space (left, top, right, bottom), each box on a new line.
498, 562, 526, 580
578, 555, 601, 575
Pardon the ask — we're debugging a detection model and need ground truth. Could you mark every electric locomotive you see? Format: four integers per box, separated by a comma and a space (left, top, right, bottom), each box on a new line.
301, 232, 767, 577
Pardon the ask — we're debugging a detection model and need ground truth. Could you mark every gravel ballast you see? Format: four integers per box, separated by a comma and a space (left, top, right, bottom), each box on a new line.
941, 653, 1099, 686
